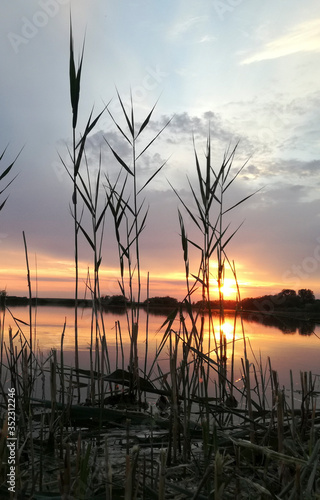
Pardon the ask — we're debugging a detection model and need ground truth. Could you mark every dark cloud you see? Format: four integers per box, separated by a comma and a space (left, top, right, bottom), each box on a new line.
149, 111, 233, 146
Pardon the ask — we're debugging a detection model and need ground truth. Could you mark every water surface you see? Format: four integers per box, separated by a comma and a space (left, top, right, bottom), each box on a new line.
3, 305, 320, 392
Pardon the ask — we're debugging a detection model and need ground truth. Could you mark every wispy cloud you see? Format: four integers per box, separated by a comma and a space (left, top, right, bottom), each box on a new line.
241, 19, 320, 65
167, 16, 206, 40
197, 35, 216, 44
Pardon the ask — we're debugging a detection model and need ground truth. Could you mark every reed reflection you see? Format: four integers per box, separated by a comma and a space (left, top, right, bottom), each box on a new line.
3, 306, 319, 382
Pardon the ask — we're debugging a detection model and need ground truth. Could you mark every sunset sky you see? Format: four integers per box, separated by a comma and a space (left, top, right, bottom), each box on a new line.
1, 0, 320, 301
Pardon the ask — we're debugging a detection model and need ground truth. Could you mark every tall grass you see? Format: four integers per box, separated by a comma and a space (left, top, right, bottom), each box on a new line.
59, 20, 108, 402
169, 137, 255, 414
105, 93, 171, 401
0, 145, 20, 384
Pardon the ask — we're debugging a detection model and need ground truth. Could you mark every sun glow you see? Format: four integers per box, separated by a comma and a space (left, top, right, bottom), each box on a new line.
211, 278, 237, 299
218, 321, 235, 341
211, 321, 235, 342
221, 322, 234, 336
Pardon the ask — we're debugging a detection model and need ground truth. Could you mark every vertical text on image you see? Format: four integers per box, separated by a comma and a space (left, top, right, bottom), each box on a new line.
7, 387, 16, 494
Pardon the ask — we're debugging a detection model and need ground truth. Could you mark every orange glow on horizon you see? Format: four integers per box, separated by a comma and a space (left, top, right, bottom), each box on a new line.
2, 249, 318, 300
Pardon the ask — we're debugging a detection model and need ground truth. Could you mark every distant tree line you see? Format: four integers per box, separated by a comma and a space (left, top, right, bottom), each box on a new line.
143, 296, 179, 308
241, 289, 318, 312
101, 295, 179, 309
4, 289, 318, 314
101, 290, 319, 312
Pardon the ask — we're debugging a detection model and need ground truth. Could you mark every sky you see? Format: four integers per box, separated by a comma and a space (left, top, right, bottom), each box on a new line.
1, 0, 320, 301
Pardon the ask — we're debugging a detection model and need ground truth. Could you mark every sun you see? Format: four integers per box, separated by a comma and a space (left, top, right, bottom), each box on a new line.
211, 278, 237, 299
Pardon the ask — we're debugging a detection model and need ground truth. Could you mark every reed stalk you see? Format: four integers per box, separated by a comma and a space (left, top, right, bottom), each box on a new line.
172, 136, 256, 417
22, 231, 33, 380
69, 22, 83, 402
105, 435, 112, 500
158, 448, 167, 500
60, 319, 66, 407
65, 20, 107, 403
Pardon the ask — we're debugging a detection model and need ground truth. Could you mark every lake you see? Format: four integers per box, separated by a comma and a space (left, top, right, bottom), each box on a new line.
3, 304, 320, 395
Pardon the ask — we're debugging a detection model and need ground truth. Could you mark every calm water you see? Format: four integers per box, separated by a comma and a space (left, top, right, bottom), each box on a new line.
3, 305, 320, 391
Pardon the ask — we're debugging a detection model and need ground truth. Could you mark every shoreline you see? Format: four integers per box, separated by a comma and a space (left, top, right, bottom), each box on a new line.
3, 296, 320, 322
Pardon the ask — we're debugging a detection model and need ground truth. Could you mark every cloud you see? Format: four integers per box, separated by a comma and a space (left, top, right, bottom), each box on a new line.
167, 16, 207, 40
155, 111, 237, 146
241, 19, 320, 65
197, 35, 216, 44
225, 181, 320, 295
242, 158, 320, 183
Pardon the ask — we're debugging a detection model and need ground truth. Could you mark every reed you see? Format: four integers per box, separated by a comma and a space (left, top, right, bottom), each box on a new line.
0, 145, 20, 214
170, 135, 256, 424
62, 19, 107, 403
105, 91, 171, 403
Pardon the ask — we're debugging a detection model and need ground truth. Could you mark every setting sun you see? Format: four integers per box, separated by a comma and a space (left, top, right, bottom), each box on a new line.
210, 278, 237, 299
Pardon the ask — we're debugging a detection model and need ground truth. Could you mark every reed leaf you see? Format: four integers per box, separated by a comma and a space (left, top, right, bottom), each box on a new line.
69, 18, 85, 129
0, 160, 15, 182
136, 115, 174, 160
116, 88, 134, 137
221, 142, 239, 181
0, 198, 8, 212
0, 144, 9, 162
168, 179, 202, 231
137, 157, 170, 195
74, 106, 107, 176
78, 222, 95, 251
186, 176, 206, 227
107, 108, 132, 145
222, 156, 251, 193
105, 139, 133, 176
190, 274, 207, 288
136, 99, 159, 138
0, 176, 18, 197
221, 221, 244, 251
178, 210, 188, 264
157, 307, 179, 332
193, 137, 206, 207
222, 188, 261, 215
94, 151, 102, 209
95, 203, 108, 232
205, 133, 211, 202
0, 146, 21, 211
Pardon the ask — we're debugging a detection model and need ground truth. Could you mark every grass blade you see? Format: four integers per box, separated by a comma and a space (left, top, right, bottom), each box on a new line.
104, 139, 133, 176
